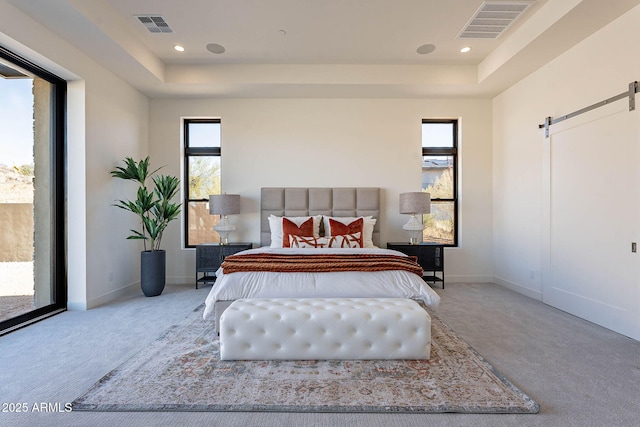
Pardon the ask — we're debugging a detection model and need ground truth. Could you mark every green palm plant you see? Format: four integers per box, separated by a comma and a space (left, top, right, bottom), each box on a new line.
110, 157, 181, 251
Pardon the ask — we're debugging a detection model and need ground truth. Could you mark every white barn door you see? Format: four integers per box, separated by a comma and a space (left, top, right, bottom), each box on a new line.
542, 102, 640, 340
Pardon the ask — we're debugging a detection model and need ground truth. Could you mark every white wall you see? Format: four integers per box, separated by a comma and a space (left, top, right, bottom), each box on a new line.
0, 1, 149, 309
150, 98, 493, 285
493, 5, 640, 301
83, 78, 149, 307
2, 1, 494, 309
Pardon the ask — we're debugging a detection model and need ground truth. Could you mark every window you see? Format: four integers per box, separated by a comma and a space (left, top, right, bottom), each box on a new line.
422, 119, 458, 246
183, 119, 222, 247
0, 46, 66, 334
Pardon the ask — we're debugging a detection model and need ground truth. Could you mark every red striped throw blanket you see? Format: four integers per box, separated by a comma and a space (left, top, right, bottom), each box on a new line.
221, 253, 424, 277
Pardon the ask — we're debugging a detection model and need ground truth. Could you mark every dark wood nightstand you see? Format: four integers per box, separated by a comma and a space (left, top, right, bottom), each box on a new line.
387, 242, 445, 288
195, 243, 252, 288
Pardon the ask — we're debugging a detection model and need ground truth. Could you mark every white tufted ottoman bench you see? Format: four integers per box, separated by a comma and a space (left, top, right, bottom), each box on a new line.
219, 298, 431, 360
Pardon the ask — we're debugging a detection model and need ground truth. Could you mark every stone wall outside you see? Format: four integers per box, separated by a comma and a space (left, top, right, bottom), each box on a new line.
0, 203, 33, 262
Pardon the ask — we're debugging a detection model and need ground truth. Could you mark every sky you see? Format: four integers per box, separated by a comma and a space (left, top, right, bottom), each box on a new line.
0, 77, 34, 167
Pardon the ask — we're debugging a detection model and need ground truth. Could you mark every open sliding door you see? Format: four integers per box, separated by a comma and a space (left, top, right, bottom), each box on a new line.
542, 100, 640, 340
0, 47, 66, 335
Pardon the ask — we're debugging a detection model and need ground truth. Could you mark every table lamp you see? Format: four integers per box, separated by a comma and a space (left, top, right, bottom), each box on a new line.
399, 192, 431, 244
209, 194, 240, 245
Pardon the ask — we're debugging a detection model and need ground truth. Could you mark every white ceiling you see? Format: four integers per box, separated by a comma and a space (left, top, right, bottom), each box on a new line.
7, 0, 640, 98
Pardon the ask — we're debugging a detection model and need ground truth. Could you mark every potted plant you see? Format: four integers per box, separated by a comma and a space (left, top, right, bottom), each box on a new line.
110, 157, 181, 297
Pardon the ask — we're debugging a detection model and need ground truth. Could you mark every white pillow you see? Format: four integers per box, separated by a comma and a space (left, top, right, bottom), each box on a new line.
323, 216, 377, 248
269, 215, 322, 248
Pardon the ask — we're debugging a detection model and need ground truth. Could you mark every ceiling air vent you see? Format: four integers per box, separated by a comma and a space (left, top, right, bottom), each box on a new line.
458, 1, 534, 39
136, 15, 173, 33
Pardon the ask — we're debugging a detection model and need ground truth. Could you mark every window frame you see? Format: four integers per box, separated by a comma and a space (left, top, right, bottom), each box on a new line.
183, 118, 221, 248
0, 46, 67, 335
422, 118, 459, 247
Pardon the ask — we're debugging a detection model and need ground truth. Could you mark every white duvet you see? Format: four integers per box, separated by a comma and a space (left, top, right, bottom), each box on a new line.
203, 246, 441, 320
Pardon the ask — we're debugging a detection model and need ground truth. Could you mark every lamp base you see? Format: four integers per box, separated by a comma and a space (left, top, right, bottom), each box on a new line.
214, 215, 236, 245
408, 234, 421, 245
403, 214, 424, 245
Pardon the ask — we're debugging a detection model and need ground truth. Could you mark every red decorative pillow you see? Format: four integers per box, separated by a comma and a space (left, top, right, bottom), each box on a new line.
282, 217, 314, 248
328, 218, 364, 247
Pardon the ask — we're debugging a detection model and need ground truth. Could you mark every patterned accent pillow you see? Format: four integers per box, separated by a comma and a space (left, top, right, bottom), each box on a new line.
328, 217, 364, 247
269, 215, 322, 248
328, 232, 362, 248
282, 217, 314, 248
289, 235, 329, 248
323, 216, 377, 248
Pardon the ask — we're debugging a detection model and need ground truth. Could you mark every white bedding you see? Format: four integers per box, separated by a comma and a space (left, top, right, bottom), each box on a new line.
203, 246, 440, 320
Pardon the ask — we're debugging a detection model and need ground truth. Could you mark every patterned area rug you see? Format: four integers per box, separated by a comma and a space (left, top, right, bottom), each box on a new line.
73, 305, 539, 413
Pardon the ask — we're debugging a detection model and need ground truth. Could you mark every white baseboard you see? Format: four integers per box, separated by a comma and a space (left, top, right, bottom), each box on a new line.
69, 281, 139, 311
446, 275, 494, 284
68, 277, 196, 311
493, 276, 542, 301
167, 276, 195, 286
66, 301, 87, 311
68, 275, 541, 310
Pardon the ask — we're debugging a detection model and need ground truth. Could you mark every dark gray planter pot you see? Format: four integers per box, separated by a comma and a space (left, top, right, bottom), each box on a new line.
141, 250, 166, 297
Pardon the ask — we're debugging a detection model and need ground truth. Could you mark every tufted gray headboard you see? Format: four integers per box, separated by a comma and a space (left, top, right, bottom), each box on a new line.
260, 187, 380, 247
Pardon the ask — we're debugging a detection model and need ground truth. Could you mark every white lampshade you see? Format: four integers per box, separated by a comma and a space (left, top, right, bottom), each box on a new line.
399, 192, 431, 244
209, 194, 240, 244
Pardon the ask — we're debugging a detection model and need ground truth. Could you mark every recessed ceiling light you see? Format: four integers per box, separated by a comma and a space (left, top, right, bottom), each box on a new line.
173, 45, 185, 52
460, 46, 471, 53
416, 44, 436, 55
206, 43, 226, 54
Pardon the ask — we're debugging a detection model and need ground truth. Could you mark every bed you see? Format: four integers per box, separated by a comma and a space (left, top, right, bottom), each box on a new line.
202, 187, 441, 330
